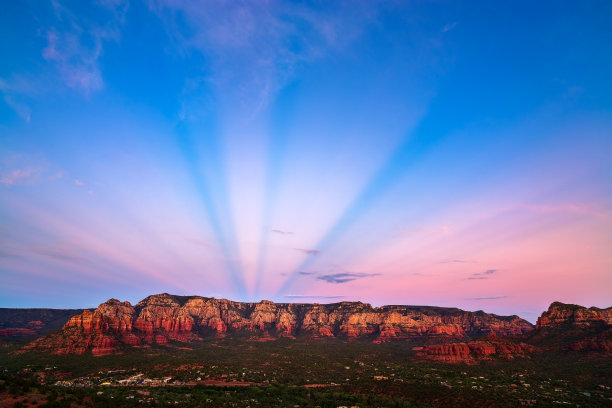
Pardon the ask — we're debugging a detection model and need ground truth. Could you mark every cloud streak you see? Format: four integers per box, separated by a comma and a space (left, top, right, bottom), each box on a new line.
467, 269, 497, 280
317, 272, 380, 284
295, 248, 320, 255
439, 259, 472, 264
27, 245, 89, 263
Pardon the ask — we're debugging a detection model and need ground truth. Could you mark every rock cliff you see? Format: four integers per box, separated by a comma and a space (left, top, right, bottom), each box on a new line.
24, 293, 533, 355
416, 301, 612, 362
536, 302, 612, 328
416, 336, 537, 363
530, 302, 612, 353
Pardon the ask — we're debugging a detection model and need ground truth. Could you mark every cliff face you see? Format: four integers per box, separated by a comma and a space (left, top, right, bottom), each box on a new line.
531, 302, 612, 353
417, 301, 612, 362
536, 302, 612, 328
24, 293, 533, 355
416, 336, 536, 363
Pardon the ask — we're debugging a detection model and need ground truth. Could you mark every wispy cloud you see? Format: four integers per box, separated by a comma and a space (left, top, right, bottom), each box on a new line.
41, 1, 127, 94
442, 22, 459, 33
0, 169, 37, 186
439, 259, 472, 264
295, 248, 320, 255
0, 76, 39, 121
272, 229, 293, 235
317, 272, 380, 284
42, 29, 103, 94
149, 1, 380, 112
465, 296, 507, 301
27, 244, 88, 264
0, 152, 62, 187
468, 269, 497, 280
298, 271, 316, 276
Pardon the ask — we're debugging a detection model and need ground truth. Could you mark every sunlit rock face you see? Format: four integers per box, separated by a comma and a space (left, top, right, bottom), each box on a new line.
24, 293, 534, 354
536, 302, 612, 328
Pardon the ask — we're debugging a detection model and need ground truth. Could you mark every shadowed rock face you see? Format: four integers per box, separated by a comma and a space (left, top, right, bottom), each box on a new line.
531, 302, 612, 353
0, 308, 89, 341
416, 336, 537, 363
24, 293, 533, 355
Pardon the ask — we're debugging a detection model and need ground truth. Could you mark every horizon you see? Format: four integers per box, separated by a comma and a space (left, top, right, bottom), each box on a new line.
1, 1, 611, 325
2, 291, 609, 325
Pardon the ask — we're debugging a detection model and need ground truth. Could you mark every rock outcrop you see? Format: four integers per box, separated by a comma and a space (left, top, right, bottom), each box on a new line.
531, 302, 612, 353
24, 293, 533, 355
416, 302, 612, 362
416, 336, 536, 363
536, 302, 612, 328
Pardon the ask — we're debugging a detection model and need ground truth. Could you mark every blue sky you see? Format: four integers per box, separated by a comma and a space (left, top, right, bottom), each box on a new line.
1, 1, 611, 323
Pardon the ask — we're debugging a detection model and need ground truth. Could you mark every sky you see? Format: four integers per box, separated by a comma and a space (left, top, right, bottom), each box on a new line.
1, 1, 611, 323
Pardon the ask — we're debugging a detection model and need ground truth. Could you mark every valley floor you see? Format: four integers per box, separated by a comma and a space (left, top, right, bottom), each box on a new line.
1, 338, 611, 407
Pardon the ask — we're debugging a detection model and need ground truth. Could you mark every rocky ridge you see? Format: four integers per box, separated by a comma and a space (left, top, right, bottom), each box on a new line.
416, 336, 536, 363
24, 293, 533, 355
535, 302, 612, 328
530, 302, 612, 353
417, 301, 612, 362
0, 308, 89, 341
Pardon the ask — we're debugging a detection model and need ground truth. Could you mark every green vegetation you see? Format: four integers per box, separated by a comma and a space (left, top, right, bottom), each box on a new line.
1, 338, 611, 407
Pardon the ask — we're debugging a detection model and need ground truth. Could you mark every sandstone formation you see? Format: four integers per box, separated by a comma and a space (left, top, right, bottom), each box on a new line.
417, 302, 612, 362
416, 336, 536, 363
24, 293, 533, 355
536, 302, 612, 328
532, 302, 612, 353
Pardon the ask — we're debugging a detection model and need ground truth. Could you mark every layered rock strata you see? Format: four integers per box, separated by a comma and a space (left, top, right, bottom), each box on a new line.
417, 302, 612, 362
24, 293, 533, 355
536, 302, 612, 328
533, 302, 612, 352
416, 336, 536, 363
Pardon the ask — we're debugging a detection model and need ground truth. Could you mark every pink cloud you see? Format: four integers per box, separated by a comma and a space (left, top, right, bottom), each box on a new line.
42, 30, 104, 94
0, 169, 35, 186
40, 0, 127, 95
